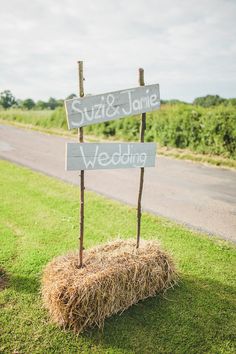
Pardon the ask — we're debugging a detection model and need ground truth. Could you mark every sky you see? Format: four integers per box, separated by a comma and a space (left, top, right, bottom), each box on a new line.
0, 0, 235, 102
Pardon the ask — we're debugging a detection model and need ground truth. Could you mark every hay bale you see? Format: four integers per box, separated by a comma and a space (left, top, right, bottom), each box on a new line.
41, 239, 177, 333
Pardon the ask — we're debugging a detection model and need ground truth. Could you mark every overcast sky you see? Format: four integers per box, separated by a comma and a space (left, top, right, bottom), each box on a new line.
0, 0, 235, 102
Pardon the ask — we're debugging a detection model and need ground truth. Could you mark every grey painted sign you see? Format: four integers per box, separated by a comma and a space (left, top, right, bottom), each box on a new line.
66, 142, 156, 171
65, 84, 160, 129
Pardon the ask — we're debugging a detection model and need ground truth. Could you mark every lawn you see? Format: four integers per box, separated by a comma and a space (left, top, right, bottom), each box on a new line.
0, 160, 236, 353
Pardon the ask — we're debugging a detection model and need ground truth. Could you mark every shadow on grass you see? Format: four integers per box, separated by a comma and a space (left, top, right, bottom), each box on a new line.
8, 272, 235, 353
0, 267, 9, 291
83, 275, 236, 353
10, 274, 39, 294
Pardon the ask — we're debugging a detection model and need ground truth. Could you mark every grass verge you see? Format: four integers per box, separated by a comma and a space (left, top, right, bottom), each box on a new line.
0, 160, 236, 353
1, 117, 236, 169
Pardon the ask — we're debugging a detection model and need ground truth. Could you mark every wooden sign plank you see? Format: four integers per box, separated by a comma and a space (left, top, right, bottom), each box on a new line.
65, 84, 160, 129
66, 142, 156, 171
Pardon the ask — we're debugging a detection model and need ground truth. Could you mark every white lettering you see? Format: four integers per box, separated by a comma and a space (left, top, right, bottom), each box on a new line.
71, 100, 82, 113
79, 144, 148, 169
132, 99, 141, 111
111, 144, 122, 165
84, 107, 94, 121
94, 104, 104, 120
98, 152, 110, 166
106, 94, 120, 117
71, 100, 84, 127
140, 96, 150, 109
80, 145, 98, 169
67, 85, 160, 128
150, 94, 159, 107
121, 90, 133, 115
120, 145, 130, 164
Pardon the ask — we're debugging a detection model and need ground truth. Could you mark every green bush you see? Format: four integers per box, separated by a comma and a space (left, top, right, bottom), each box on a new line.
50, 107, 68, 129
1, 105, 236, 159
85, 104, 236, 159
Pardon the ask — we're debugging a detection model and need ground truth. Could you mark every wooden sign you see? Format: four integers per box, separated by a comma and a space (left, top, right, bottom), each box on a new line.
65, 84, 160, 129
66, 142, 156, 171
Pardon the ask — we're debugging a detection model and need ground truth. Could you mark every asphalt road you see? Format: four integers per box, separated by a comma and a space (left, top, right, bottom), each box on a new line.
1, 124, 236, 242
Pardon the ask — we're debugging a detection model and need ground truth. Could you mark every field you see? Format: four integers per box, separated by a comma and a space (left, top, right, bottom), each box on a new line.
1, 104, 236, 168
0, 160, 236, 353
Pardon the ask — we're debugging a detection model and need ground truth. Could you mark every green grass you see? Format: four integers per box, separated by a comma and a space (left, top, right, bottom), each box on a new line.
158, 146, 236, 169
0, 109, 52, 127
0, 160, 236, 353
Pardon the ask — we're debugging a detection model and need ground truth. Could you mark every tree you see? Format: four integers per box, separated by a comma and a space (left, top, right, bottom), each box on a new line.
0, 90, 17, 109
22, 98, 35, 110
56, 99, 64, 107
35, 100, 48, 110
66, 93, 77, 100
47, 97, 58, 110
193, 95, 225, 107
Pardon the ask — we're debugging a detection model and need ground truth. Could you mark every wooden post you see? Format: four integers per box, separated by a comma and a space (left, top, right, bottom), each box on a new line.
78, 61, 85, 267
136, 68, 146, 249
